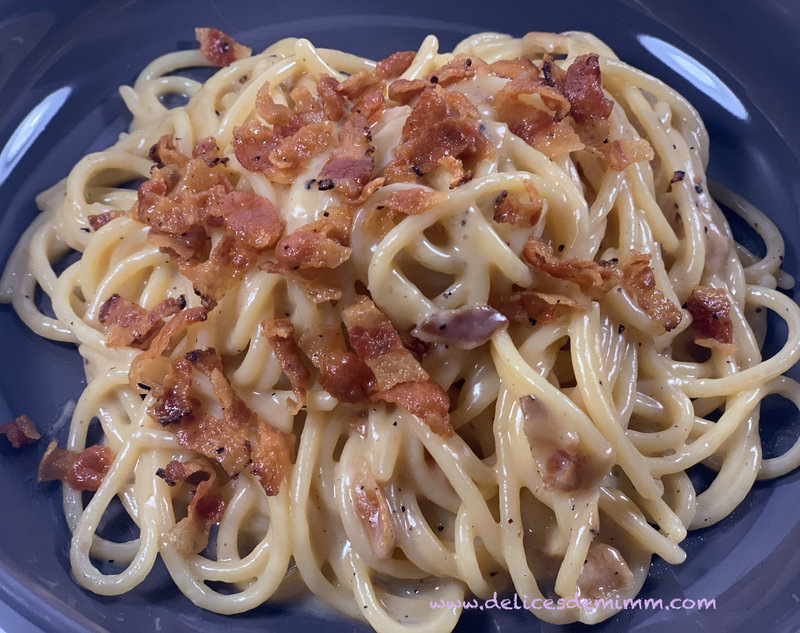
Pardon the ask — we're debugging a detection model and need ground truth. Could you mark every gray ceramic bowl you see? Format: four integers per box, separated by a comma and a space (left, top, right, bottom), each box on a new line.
0, 1, 798, 632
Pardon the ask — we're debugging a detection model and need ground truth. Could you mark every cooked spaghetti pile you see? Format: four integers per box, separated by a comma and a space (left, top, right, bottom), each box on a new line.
2, 27, 799, 632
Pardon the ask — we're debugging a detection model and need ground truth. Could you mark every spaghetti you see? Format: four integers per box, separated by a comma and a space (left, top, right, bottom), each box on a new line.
2, 28, 799, 632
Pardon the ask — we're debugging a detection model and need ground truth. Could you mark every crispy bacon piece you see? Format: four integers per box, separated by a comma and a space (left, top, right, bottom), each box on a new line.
687, 286, 734, 351
437, 155, 472, 188
577, 543, 634, 599
0, 415, 40, 448
129, 306, 208, 390
490, 287, 579, 326
317, 75, 346, 122
375, 51, 416, 80
150, 134, 188, 169
287, 268, 345, 304
343, 295, 452, 436
343, 295, 429, 391
177, 233, 259, 303
386, 85, 488, 184
493, 186, 543, 226
520, 395, 612, 491
563, 54, 613, 126
596, 138, 655, 172
250, 424, 295, 496
192, 137, 222, 166
174, 349, 254, 476
87, 211, 120, 231
523, 236, 618, 299
398, 329, 429, 361
352, 84, 386, 126
219, 191, 283, 250
149, 358, 199, 426
156, 457, 215, 487
490, 57, 540, 80
272, 220, 352, 271
425, 54, 480, 87
494, 75, 582, 158
415, 306, 508, 349
148, 225, 209, 261
165, 460, 226, 555
374, 381, 452, 437
317, 111, 374, 201
523, 237, 681, 331
336, 70, 381, 101
353, 468, 396, 558
619, 253, 682, 331
541, 54, 566, 89
298, 325, 374, 403
384, 188, 446, 215
150, 349, 294, 495
134, 137, 232, 235
387, 78, 427, 105
261, 318, 310, 414
234, 85, 332, 184
98, 294, 186, 349
195, 27, 251, 67
289, 86, 325, 124
38, 441, 115, 492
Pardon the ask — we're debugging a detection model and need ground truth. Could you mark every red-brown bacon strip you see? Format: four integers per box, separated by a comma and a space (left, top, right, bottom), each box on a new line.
176, 233, 260, 305
234, 83, 333, 184
298, 325, 374, 403
317, 112, 374, 201
98, 294, 186, 349
385, 85, 488, 186
490, 57, 540, 80
250, 423, 296, 496
156, 457, 215, 487
0, 415, 40, 448
261, 318, 310, 414
523, 237, 618, 299
376, 381, 451, 438
162, 457, 226, 555
494, 74, 581, 158
38, 441, 115, 492
562, 54, 654, 169
619, 253, 682, 331
150, 358, 199, 426
148, 225, 209, 261
336, 70, 381, 102
272, 220, 352, 271
151, 348, 295, 496
384, 188, 446, 216
343, 295, 453, 437
87, 211, 121, 231
195, 27, 251, 67
129, 306, 208, 390
317, 75, 346, 122
375, 50, 416, 80
523, 236, 681, 331
563, 54, 613, 137
135, 136, 232, 235
343, 295, 429, 391
218, 191, 283, 250
686, 285, 734, 352
490, 287, 580, 327
175, 349, 256, 475
493, 185, 543, 226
